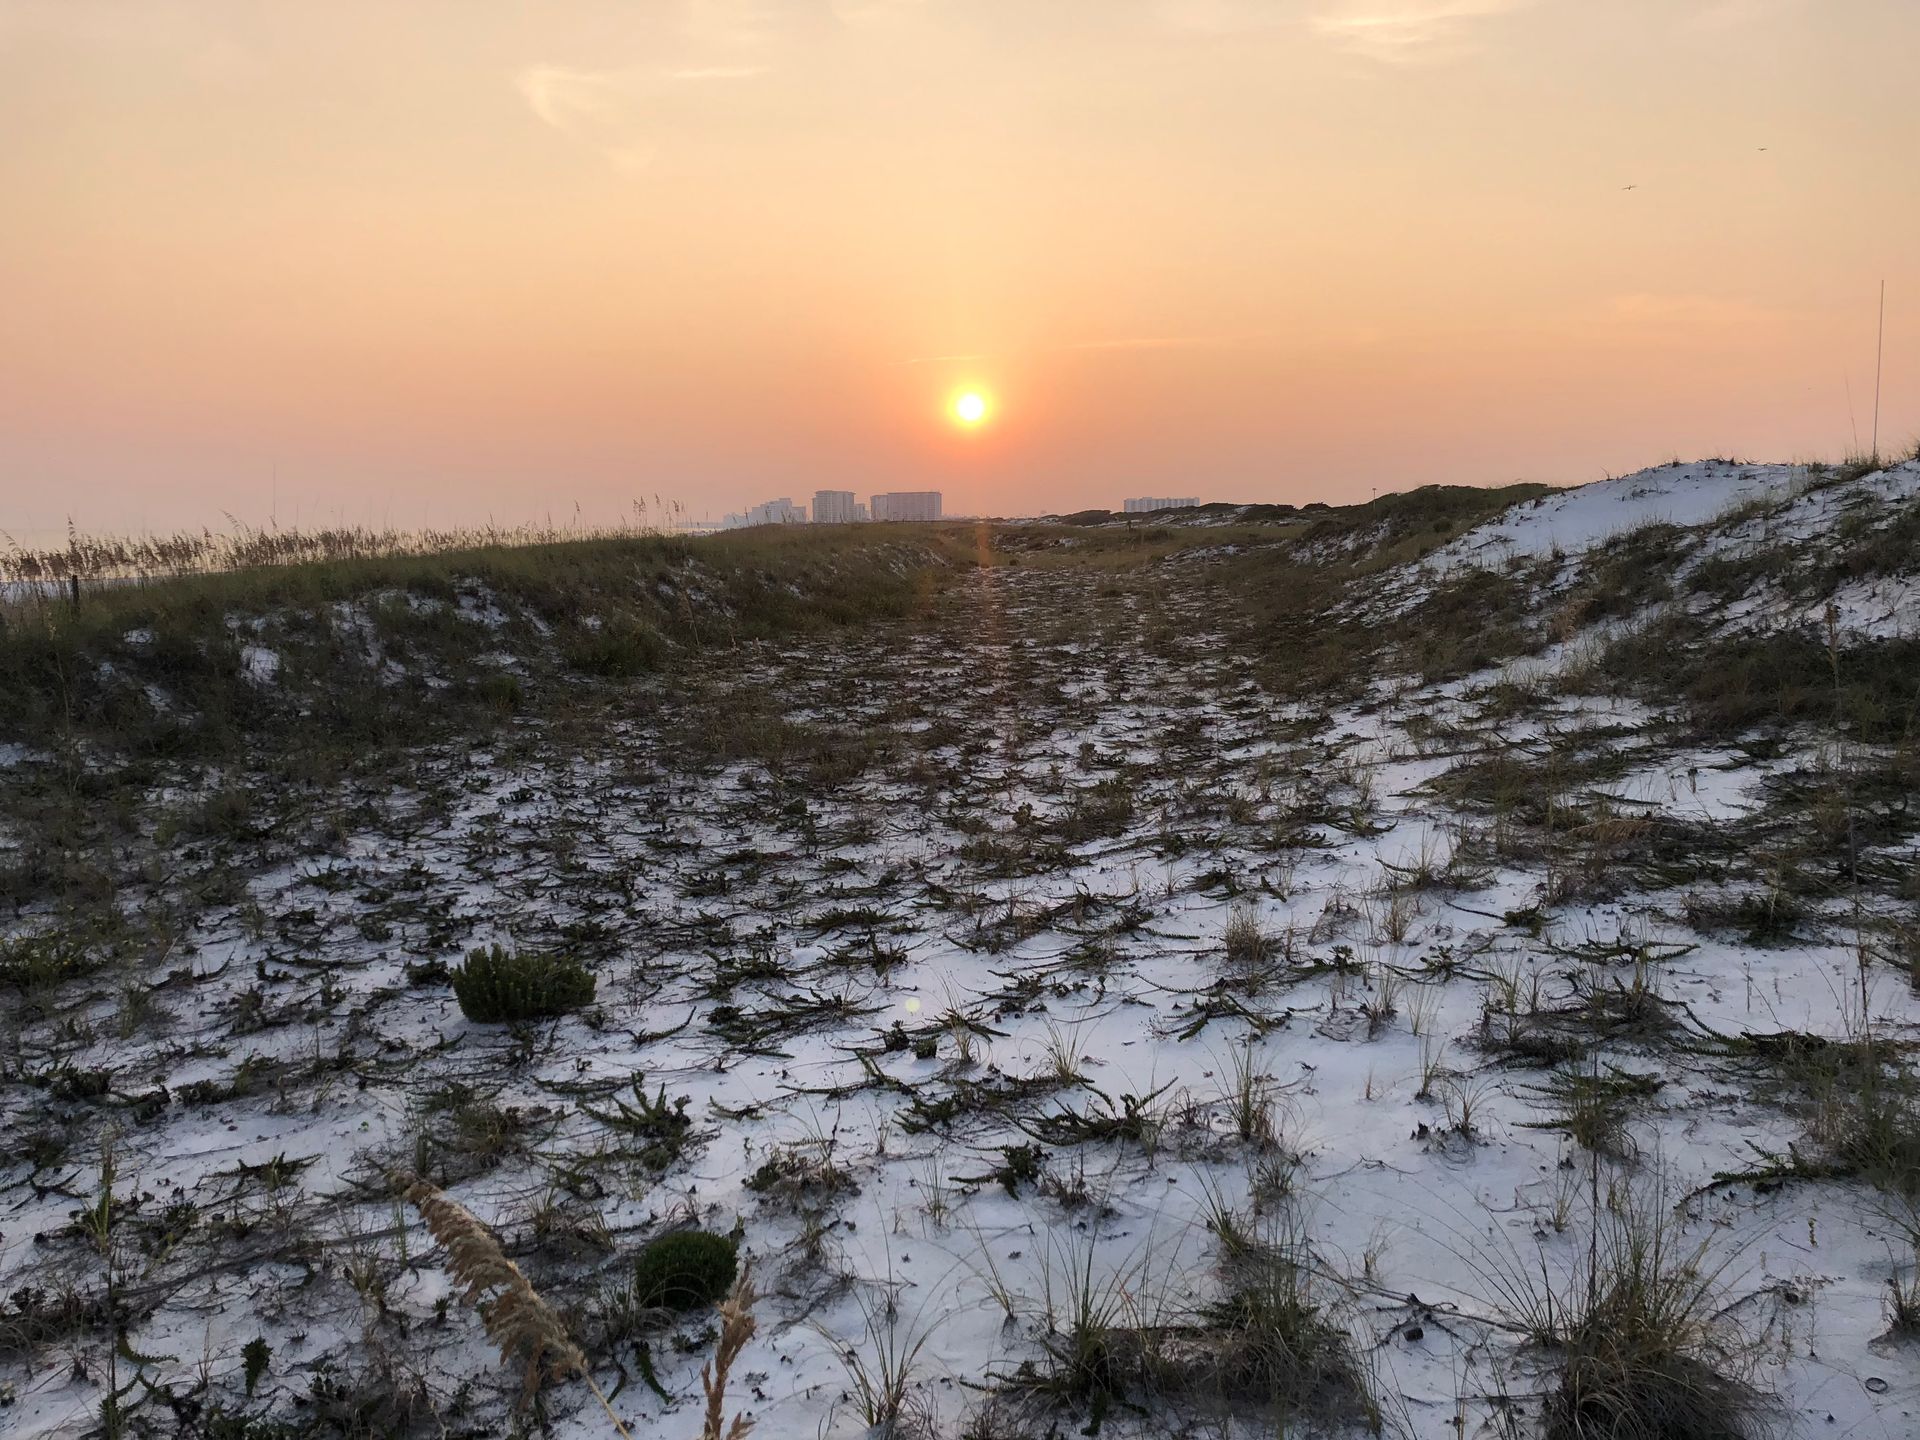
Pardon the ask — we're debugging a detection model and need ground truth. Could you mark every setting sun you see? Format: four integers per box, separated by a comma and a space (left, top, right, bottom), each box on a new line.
951, 390, 992, 428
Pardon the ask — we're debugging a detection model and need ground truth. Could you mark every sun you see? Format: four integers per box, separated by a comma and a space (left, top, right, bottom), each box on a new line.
950, 388, 992, 428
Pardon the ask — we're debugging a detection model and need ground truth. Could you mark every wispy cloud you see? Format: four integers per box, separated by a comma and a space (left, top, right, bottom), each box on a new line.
1065, 334, 1269, 352
667, 65, 770, 81
515, 60, 768, 172
1156, 0, 1536, 62
517, 66, 606, 131
515, 66, 661, 173
1311, 0, 1538, 63
905, 335, 1269, 365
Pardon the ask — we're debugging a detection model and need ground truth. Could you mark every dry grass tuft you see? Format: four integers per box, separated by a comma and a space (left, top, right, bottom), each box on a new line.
400, 1173, 635, 1436
1484, 1190, 1768, 1440
700, 1269, 759, 1440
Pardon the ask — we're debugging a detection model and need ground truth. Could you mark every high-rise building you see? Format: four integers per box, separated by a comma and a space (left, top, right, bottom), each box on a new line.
1123, 496, 1200, 514
722, 497, 808, 528
870, 491, 943, 522
812, 490, 860, 524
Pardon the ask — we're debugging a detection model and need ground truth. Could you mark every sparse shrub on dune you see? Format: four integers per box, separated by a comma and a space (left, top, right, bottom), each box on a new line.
564, 615, 667, 677
1595, 616, 1920, 744
450, 945, 595, 1023
0, 932, 101, 993
1798, 1035, 1920, 1199
1001, 1217, 1379, 1435
1222, 905, 1272, 970
1484, 1194, 1767, 1440
1201, 1225, 1378, 1431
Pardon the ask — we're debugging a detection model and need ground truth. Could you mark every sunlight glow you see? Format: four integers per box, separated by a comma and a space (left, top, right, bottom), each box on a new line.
950, 389, 992, 428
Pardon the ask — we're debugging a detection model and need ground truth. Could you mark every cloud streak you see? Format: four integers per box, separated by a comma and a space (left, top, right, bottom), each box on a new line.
1158, 0, 1537, 62
1312, 0, 1538, 63
1065, 334, 1271, 352
516, 66, 666, 172
668, 65, 771, 80
905, 335, 1271, 365
515, 61, 769, 172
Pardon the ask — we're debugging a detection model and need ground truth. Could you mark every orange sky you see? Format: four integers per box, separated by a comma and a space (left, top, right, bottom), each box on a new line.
2, 0, 1917, 535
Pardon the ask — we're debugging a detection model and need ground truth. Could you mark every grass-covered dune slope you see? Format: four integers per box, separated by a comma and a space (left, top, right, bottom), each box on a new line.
0, 524, 972, 761
2, 456, 1918, 1440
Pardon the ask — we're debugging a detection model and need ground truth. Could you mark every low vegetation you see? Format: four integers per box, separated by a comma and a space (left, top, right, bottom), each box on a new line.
632, 1232, 741, 1313
0, 521, 972, 762
3, 460, 1917, 1439
1522, 1200, 1764, 1440
450, 945, 596, 1023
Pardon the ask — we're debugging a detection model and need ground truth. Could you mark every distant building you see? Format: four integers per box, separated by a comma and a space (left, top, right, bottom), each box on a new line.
1123, 496, 1199, 514
870, 491, 943, 522
812, 489, 860, 524
723, 497, 808, 529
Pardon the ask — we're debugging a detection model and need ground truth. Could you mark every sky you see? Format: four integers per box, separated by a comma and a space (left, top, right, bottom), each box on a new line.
2, 0, 1917, 538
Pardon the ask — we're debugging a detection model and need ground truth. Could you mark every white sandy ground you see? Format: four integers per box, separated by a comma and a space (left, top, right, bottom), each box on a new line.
1429, 461, 1806, 564
1370, 459, 1920, 644
1, 460, 1917, 1439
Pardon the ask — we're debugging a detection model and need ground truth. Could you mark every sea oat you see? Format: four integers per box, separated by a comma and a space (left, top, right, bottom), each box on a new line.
400, 1173, 635, 1437
700, 1269, 759, 1440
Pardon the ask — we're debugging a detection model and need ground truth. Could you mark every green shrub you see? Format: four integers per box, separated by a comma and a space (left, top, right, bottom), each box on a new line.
190, 785, 259, 840
632, 1230, 738, 1311
563, 616, 666, 677
472, 672, 523, 714
449, 945, 594, 1023
0, 933, 101, 991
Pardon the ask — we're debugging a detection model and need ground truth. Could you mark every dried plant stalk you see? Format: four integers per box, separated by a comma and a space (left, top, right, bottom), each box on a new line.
399, 1173, 635, 1439
700, 1268, 759, 1440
